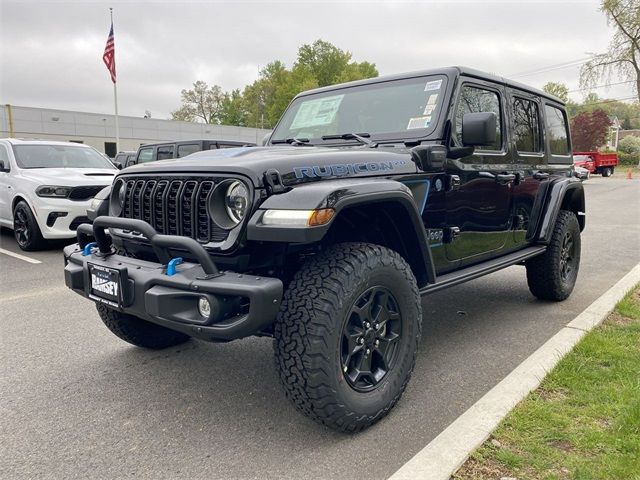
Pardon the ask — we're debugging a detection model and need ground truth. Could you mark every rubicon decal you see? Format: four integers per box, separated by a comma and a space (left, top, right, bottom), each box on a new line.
294, 160, 407, 179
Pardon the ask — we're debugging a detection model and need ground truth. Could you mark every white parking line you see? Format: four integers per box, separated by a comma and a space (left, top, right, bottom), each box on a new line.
388, 263, 640, 480
0, 248, 42, 264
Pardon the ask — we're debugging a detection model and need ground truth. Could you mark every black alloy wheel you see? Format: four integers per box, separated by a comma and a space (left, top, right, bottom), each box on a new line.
341, 286, 402, 392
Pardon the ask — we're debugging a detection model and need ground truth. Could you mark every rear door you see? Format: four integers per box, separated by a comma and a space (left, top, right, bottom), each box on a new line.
0, 142, 12, 223
508, 90, 547, 246
444, 79, 515, 264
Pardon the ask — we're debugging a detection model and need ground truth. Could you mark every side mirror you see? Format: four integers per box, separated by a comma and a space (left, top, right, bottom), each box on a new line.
462, 112, 497, 147
0, 160, 7, 172
262, 132, 272, 146
410, 145, 447, 172
113, 161, 123, 170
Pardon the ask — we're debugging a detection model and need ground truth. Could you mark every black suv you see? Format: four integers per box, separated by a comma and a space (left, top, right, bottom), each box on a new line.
126, 139, 255, 167
64, 67, 584, 432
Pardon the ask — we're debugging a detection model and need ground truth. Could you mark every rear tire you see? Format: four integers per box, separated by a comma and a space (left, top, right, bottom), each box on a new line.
602, 167, 612, 177
96, 304, 190, 349
526, 210, 580, 301
13, 201, 46, 251
273, 243, 422, 432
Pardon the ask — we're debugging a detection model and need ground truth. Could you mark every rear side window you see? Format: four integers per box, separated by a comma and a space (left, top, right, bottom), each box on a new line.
513, 97, 542, 153
545, 105, 570, 155
455, 85, 502, 151
137, 147, 154, 163
156, 145, 174, 160
177, 144, 200, 158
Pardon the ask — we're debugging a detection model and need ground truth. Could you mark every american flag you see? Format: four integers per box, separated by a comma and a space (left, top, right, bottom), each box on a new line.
102, 22, 116, 83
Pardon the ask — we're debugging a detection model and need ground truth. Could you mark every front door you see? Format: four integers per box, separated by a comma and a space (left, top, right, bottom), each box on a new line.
445, 81, 514, 264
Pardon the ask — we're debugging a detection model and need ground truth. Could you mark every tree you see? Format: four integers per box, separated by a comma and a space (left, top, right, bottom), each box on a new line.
171, 81, 225, 123
542, 82, 570, 102
570, 109, 612, 150
580, 0, 640, 102
219, 89, 246, 127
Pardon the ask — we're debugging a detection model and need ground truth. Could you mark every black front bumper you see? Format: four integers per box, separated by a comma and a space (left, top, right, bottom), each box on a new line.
64, 216, 283, 342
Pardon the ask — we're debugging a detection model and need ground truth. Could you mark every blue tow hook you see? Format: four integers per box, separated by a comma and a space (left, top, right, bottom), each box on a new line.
166, 257, 183, 276
82, 242, 98, 256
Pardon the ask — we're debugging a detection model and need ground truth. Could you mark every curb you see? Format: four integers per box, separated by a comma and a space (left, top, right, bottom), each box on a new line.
388, 263, 640, 480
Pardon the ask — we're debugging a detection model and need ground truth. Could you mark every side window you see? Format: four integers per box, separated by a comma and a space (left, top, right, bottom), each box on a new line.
513, 97, 542, 153
0, 144, 10, 171
545, 105, 570, 155
456, 85, 502, 151
137, 147, 154, 163
156, 145, 174, 160
177, 144, 200, 158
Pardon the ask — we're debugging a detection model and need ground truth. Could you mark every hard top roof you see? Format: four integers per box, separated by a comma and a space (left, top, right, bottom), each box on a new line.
295, 66, 565, 105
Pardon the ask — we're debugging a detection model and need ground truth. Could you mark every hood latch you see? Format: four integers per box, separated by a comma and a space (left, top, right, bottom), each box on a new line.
264, 168, 290, 195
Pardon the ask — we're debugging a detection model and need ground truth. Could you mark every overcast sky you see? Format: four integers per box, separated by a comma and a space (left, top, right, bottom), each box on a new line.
1, 0, 635, 119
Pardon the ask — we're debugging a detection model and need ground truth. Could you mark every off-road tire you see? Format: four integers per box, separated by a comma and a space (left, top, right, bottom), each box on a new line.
13, 200, 46, 251
526, 210, 581, 301
96, 304, 190, 349
273, 243, 422, 433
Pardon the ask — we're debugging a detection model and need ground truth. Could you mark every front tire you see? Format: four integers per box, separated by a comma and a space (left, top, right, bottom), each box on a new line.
526, 210, 581, 301
273, 243, 422, 432
96, 304, 190, 349
13, 201, 46, 251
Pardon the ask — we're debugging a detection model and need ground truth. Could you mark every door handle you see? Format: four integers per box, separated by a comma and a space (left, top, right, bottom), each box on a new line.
533, 172, 550, 180
496, 173, 516, 184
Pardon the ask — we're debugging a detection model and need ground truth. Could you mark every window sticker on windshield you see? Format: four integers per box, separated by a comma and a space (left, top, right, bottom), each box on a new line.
423, 104, 436, 116
426, 94, 438, 105
424, 80, 442, 91
290, 95, 344, 129
407, 116, 431, 130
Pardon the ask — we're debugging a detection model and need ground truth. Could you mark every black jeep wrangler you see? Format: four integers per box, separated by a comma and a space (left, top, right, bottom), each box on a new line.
64, 67, 584, 432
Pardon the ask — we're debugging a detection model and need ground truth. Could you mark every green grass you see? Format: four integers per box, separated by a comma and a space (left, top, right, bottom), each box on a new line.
454, 285, 640, 480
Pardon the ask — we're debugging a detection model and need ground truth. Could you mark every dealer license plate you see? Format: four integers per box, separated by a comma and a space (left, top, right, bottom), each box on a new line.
89, 263, 122, 307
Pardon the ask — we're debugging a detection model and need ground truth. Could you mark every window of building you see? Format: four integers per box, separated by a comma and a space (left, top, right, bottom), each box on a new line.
156, 145, 174, 160
177, 144, 200, 158
104, 142, 117, 158
137, 147, 154, 163
455, 85, 502, 151
513, 97, 542, 153
545, 105, 570, 155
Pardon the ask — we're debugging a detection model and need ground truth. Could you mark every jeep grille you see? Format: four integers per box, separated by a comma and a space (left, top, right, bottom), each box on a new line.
119, 177, 228, 243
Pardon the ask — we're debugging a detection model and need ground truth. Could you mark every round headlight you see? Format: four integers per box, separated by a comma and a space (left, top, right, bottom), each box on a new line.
208, 179, 250, 230
110, 180, 126, 216
225, 181, 248, 225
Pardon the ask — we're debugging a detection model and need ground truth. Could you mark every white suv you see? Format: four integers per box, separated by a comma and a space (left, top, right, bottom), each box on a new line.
0, 139, 116, 250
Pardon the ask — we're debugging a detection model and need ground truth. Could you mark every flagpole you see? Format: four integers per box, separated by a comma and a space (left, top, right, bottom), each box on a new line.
110, 7, 120, 154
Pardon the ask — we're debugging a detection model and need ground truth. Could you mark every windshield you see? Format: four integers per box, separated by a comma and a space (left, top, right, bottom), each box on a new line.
13, 145, 116, 169
271, 75, 447, 144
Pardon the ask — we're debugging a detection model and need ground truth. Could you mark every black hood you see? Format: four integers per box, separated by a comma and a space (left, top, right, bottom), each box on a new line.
122, 146, 418, 187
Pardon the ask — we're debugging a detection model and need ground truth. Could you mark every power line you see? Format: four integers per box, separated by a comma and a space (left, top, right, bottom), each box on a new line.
508, 58, 592, 78
567, 80, 635, 93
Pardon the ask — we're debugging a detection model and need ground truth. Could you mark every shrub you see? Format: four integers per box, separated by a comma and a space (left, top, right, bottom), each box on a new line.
618, 135, 640, 155
618, 151, 640, 166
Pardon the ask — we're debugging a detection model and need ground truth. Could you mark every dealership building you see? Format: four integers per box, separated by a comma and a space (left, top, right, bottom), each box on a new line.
0, 105, 271, 157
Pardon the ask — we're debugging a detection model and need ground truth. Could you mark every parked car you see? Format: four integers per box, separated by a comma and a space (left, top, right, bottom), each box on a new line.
64, 66, 584, 432
0, 139, 117, 250
125, 139, 255, 167
573, 151, 618, 177
113, 151, 136, 169
573, 165, 590, 181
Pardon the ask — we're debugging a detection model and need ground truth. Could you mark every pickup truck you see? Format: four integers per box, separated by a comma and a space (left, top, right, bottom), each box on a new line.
573, 151, 618, 177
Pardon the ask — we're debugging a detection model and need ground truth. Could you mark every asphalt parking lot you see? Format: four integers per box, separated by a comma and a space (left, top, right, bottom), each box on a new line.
1, 176, 638, 480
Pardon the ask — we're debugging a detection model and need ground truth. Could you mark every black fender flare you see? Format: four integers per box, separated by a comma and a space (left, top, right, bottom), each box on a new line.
532, 176, 585, 244
246, 178, 436, 284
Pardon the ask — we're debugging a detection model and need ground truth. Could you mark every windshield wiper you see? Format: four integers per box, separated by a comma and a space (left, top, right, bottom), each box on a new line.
321, 132, 378, 148
271, 137, 312, 146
